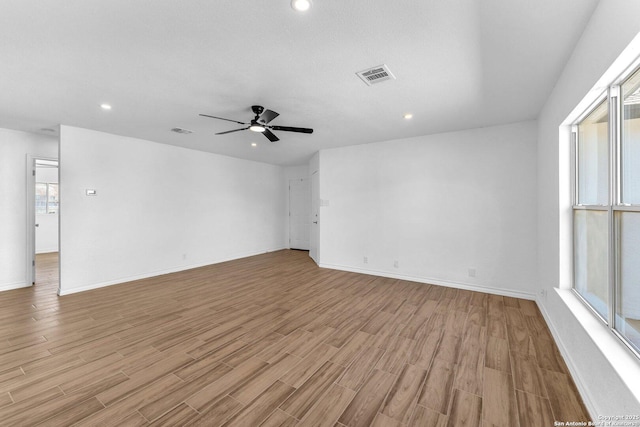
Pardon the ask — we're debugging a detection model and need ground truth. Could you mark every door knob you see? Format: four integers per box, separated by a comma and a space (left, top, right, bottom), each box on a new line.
35, 224, 39, 227
313, 221, 318, 224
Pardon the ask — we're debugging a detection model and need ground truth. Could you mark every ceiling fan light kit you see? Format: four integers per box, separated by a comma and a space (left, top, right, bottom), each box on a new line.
249, 123, 266, 133
200, 105, 313, 142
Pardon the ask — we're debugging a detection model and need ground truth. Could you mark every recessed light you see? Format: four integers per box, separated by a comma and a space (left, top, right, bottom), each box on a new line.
251, 142, 257, 147
291, 0, 312, 12
403, 113, 413, 119
100, 104, 112, 110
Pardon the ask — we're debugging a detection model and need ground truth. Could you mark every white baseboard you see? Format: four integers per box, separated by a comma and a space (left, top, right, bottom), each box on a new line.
537, 289, 640, 419
59, 247, 286, 296
0, 281, 31, 292
318, 262, 536, 300
536, 294, 597, 419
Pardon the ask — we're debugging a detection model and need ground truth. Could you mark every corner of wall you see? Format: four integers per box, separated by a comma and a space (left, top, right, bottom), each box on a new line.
536, 6, 640, 415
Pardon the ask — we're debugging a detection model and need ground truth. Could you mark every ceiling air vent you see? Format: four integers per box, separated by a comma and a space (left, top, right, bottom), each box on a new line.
356, 64, 396, 86
171, 127, 193, 134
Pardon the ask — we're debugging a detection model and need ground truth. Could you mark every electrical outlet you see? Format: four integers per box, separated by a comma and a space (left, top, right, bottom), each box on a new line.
363, 256, 368, 264
468, 268, 476, 278
394, 260, 399, 268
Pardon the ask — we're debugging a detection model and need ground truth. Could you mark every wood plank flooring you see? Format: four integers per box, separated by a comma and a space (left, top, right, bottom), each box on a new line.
0, 250, 590, 426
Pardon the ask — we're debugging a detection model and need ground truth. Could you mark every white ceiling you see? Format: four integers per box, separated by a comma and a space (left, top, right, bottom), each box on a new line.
0, 0, 599, 166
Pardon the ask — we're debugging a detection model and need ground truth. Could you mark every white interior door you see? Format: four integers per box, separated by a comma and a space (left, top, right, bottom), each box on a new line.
309, 171, 319, 264
289, 178, 311, 250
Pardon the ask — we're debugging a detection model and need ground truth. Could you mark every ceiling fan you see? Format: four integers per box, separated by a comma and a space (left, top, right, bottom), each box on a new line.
199, 105, 313, 142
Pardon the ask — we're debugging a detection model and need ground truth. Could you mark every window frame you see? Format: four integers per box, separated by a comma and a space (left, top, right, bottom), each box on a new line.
35, 182, 59, 215
571, 63, 640, 359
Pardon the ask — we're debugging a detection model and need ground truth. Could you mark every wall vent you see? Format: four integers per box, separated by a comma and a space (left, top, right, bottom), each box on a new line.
356, 64, 396, 86
171, 127, 193, 134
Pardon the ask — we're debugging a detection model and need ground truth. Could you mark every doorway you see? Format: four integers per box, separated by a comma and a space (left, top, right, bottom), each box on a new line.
289, 178, 311, 250
28, 157, 59, 293
309, 171, 319, 264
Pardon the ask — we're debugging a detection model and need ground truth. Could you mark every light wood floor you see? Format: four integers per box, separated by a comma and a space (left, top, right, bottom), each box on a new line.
0, 251, 589, 426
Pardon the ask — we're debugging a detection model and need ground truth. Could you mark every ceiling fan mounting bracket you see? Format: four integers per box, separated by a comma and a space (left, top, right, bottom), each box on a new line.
251, 105, 264, 116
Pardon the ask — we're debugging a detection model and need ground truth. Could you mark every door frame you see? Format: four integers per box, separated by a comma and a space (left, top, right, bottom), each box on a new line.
288, 177, 311, 250
309, 170, 320, 264
26, 154, 59, 288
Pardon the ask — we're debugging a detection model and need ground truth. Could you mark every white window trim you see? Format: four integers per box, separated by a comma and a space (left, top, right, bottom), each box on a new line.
557, 32, 640, 410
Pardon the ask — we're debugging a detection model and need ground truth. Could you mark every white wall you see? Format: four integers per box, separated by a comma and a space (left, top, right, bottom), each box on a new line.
284, 165, 309, 181
59, 126, 286, 294
318, 121, 538, 298
0, 128, 58, 291
537, 0, 640, 416
35, 166, 59, 254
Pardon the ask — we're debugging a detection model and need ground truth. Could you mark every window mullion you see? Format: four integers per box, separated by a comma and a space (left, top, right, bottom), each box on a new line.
611, 86, 621, 207
608, 205, 615, 328
608, 87, 619, 329
571, 126, 578, 206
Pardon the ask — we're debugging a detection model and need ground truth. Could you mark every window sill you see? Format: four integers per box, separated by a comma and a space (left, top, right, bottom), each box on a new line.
554, 288, 640, 405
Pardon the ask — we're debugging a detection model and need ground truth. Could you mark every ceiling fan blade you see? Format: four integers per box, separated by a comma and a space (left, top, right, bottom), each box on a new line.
200, 114, 247, 125
215, 127, 249, 135
259, 109, 279, 124
271, 125, 313, 134
262, 129, 280, 142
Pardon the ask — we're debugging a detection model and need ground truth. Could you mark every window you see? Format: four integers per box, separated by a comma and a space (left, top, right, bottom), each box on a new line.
577, 99, 609, 206
621, 67, 640, 204
573, 65, 640, 357
36, 182, 59, 214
